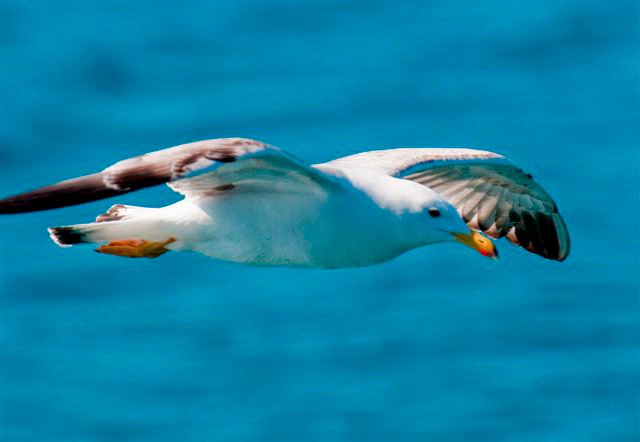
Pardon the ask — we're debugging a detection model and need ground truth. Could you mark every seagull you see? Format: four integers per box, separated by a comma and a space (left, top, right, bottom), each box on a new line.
0, 138, 569, 268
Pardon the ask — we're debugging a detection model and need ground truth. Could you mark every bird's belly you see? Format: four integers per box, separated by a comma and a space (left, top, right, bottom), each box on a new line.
194, 229, 405, 268
184, 192, 409, 268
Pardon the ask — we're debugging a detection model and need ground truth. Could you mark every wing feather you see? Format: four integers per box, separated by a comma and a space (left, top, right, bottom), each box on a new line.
0, 138, 336, 214
326, 148, 570, 261
476, 193, 498, 231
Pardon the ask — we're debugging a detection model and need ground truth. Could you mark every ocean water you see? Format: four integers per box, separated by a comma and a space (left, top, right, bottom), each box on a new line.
1, 2, 638, 441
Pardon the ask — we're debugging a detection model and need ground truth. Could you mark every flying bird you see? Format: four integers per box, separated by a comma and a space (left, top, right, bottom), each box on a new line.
0, 138, 569, 268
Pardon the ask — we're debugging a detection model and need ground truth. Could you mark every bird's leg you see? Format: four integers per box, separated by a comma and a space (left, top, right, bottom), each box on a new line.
95, 238, 176, 258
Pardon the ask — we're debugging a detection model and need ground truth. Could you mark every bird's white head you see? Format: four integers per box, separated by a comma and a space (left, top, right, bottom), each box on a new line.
390, 180, 498, 260
341, 168, 498, 260
420, 199, 498, 259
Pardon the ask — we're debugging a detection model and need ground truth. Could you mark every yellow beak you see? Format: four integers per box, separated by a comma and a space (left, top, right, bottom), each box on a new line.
452, 231, 498, 259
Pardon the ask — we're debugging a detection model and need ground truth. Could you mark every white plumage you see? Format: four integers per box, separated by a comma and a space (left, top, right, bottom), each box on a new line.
0, 138, 570, 267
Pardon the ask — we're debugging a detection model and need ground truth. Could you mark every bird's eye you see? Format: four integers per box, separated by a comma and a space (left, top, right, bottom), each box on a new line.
428, 208, 441, 218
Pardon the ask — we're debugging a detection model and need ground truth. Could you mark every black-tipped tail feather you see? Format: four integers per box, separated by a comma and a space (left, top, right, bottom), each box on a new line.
48, 206, 159, 248
48, 226, 90, 247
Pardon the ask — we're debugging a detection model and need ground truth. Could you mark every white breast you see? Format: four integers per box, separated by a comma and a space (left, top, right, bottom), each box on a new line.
177, 172, 425, 268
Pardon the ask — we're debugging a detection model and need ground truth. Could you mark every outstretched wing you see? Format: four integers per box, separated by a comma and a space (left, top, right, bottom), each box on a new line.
327, 148, 570, 261
0, 138, 337, 214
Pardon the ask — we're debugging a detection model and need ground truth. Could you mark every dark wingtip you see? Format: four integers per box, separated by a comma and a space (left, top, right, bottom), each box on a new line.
553, 235, 570, 262
545, 212, 570, 262
0, 173, 121, 214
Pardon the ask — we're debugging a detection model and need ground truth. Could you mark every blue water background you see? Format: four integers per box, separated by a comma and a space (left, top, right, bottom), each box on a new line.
1, 2, 638, 441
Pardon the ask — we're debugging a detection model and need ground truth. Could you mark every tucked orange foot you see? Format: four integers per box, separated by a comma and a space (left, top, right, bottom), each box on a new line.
95, 238, 176, 258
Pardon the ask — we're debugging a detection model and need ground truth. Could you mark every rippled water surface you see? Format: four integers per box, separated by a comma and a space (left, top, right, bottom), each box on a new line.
1, 2, 639, 441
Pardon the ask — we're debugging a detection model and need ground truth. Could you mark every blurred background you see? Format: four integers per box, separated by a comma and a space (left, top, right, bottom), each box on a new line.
1, 2, 638, 441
